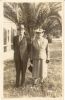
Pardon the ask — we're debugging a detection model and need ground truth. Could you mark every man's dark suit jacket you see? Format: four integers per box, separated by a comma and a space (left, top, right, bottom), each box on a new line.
13, 35, 28, 69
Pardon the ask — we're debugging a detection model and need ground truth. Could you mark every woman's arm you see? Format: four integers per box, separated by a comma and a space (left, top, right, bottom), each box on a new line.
46, 42, 50, 63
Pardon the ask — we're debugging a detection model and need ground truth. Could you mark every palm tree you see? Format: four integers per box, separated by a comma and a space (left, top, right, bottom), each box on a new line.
4, 2, 62, 40
35, 3, 62, 36
4, 2, 18, 23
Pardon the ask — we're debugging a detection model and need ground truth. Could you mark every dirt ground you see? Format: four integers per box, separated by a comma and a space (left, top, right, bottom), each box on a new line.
4, 40, 62, 98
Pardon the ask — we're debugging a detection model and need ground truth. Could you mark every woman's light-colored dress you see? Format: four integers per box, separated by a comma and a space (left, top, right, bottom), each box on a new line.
31, 37, 49, 81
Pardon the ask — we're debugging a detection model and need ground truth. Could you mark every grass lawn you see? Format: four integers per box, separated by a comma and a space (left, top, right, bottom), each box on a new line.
4, 40, 62, 98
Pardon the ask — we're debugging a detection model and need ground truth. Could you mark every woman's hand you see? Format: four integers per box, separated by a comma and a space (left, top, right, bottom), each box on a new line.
46, 59, 49, 63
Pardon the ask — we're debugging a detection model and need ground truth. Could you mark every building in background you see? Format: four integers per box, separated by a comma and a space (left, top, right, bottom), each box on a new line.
3, 17, 17, 60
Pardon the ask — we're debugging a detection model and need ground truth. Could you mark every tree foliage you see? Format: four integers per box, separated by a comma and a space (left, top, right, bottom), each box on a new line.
4, 2, 62, 37
20, 2, 62, 37
34, 3, 62, 37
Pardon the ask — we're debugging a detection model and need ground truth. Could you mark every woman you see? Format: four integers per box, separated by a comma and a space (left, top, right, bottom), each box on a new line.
31, 28, 50, 85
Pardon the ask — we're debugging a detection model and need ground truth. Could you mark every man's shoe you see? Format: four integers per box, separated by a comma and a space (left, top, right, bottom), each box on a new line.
15, 84, 19, 88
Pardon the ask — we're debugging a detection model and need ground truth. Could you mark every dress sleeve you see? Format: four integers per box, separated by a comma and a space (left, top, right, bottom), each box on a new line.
46, 41, 50, 60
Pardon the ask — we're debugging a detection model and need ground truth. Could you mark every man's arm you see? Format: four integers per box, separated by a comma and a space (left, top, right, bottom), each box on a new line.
13, 36, 15, 50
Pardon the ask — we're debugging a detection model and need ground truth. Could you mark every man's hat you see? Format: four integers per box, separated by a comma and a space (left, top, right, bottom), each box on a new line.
35, 28, 45, 34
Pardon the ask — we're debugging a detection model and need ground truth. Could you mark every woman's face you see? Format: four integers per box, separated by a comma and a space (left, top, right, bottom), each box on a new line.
36, 32, 44, 39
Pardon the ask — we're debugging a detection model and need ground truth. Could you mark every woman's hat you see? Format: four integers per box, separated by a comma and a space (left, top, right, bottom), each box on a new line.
35, 28, 45, 33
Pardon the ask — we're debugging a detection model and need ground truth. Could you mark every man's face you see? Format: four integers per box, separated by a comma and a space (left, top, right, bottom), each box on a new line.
17, 30, 21, 35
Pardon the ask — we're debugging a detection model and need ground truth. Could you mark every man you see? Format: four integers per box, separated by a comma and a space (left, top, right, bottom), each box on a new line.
13, 24, 28, 87
30, 28, 50, 85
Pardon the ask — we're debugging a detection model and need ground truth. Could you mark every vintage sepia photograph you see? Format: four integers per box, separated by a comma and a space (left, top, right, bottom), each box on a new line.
3, 1, 63, 98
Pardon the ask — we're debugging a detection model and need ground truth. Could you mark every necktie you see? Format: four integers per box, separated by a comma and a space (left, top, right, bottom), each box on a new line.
19, 35, 22, 42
